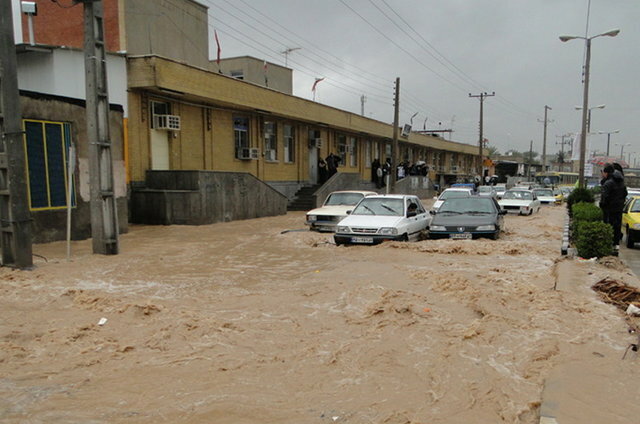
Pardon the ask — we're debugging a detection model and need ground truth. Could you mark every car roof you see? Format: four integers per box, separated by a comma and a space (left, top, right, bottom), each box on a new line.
443, 188, 473, 192
328, 190, 377, 195
362, 194, 416, 200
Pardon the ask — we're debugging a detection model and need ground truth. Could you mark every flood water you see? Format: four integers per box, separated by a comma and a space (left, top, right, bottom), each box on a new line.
2, 203, 640, 423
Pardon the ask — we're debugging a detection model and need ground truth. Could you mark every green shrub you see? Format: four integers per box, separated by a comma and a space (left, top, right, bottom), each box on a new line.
567, 188, 595, 216
575, 221, 613, 258
571, 202, 603, 237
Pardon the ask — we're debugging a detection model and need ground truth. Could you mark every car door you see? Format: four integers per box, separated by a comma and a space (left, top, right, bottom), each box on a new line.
622, 198, 632, 229
406, 197, 429, 236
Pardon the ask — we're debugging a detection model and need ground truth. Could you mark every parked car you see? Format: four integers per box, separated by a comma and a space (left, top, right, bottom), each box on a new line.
533, 188, 560, 205
498, 189, 541, 215
494, 184, 507, 199
428, 196, 506, 240
334, 195, 429, 245
432, 188, 474, 211
623, 196, 640, 248
477, 185, 497, 199
306, 190, 377, 232
627, 188, 640, 202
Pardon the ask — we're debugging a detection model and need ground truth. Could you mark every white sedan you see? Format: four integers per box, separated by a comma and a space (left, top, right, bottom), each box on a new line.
306, 190, 377, 232
498, 189, 541, 215
432, 188, 474, 211
334, 195, 430, 245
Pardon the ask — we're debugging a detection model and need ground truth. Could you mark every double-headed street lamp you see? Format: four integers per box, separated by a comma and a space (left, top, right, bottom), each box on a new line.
597, 129, 620, 156
575, 104, 605, 133
560, 28, 620, 188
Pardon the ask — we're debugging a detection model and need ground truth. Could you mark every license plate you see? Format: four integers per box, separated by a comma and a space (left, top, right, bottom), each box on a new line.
450, 233, 472, 240
351, 236, 374, 244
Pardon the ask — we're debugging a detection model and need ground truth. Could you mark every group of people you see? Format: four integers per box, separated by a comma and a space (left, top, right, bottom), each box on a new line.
599, 162, 628, 254
318, 153, 341, 184
370, 159, 429, 189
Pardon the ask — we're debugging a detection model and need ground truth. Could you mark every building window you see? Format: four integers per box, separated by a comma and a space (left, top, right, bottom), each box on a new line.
150, 101, 171, 129
234, 116, 249, 157
349, 137, 357, 167
264, 121, 277, 161
230, 70, 244, 80
284, 124, 295, 163
23, 119, 75, 211
385, 143, 392, 161
337, 134, 347, 164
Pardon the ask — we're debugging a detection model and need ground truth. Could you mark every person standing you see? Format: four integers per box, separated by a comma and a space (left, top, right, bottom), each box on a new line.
599, 163, 627, 254
318, 158, 328, 184
371, 158, 380, 183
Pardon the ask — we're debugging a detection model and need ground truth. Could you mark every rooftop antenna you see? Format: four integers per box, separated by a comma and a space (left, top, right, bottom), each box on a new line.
281, 47, 301, 67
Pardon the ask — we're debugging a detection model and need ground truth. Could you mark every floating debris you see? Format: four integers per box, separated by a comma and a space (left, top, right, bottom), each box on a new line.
591, 278, 640, 311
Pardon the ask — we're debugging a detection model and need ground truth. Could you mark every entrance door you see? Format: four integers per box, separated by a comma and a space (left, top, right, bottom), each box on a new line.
151, 129, 170, 170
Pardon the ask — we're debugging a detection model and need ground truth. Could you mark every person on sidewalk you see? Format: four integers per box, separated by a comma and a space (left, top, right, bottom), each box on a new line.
599, 163, 628, 254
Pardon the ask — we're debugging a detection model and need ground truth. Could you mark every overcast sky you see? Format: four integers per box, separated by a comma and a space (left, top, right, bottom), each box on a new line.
202, 0, 638, 162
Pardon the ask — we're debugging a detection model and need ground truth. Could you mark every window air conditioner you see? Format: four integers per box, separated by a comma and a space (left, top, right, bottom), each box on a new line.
236, 147, 253, 160
315, 138, 323, 149
153, 114, 181, 130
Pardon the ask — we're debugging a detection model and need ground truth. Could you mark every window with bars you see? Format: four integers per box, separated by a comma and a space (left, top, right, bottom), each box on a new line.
284, 124, 295, 163
264, 121, 277, 161
23, 119, 76, 211
234, 116, 250, 158
349, 137, 357, 167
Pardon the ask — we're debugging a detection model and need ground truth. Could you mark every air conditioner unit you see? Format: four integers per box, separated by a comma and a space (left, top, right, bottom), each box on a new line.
451, 165, 459, 173
315, 138, 323, 149
153, 114, 181, 130
236, 147, 253, 160
249, 147, 260, 159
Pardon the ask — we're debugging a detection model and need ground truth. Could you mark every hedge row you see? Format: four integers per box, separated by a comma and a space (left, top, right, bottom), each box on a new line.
570, 200, 613, 258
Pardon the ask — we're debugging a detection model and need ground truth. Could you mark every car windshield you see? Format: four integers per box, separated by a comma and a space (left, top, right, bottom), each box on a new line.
534, 189, 553, 197
503, 191, 532, 200
495, 185, 506, 191
478, 186, 493, 193
631, 200, 640, 213
324, 192, 365, 206
351, 198, 404, 216
439, 190, 470, 200
439, 197, 496, 214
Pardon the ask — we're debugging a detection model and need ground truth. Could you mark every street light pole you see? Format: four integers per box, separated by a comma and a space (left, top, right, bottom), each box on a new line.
560, 28, 620, 188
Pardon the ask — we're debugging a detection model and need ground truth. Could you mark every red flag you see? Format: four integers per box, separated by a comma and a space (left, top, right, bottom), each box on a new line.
214, 30, 221, 64
312, 77, 324, 92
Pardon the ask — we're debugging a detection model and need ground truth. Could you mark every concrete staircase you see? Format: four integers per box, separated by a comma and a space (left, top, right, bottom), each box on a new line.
288, 184, 322, 211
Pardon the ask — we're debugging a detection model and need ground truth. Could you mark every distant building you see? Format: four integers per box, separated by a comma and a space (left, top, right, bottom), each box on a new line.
213, 56, 293, 95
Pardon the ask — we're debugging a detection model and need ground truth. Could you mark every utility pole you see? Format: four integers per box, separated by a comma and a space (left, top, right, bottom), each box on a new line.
360, 94, 366, 116
82, 0, 119, 255
0, 1, 33, 269
391, 78, 400, 190
469, 91, 494, 183
528, 140, 534, 179
538, 105, 552, 172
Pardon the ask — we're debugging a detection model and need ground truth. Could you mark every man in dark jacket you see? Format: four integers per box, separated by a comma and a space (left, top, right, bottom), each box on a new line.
599, 163, 628, 252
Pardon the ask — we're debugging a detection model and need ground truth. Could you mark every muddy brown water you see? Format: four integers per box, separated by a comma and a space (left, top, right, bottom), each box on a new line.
1, 204, 640, 423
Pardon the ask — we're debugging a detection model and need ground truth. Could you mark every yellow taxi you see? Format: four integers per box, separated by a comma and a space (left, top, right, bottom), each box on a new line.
622, 196, 640, 248
552, 188, 564, 204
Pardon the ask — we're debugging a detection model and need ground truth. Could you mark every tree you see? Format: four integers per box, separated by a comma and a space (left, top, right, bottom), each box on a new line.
522, 150, 540, 165
556, 151, 566, 164
487, 145, 500, 159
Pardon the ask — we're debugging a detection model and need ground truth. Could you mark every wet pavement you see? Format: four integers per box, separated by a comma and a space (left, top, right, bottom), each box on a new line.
620, 241, 640, 278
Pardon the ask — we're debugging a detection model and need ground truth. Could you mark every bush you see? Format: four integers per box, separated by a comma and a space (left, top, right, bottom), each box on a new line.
567, 188, 595, 216
571, 202, 603, 237
575, 221, 613, 258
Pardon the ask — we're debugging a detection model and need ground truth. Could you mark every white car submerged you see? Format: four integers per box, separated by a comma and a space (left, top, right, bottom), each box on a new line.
533, 188, 558, 205
433, 188, 474, 211
498, 189, 541, 215
306, 190, 377, 232
334, 195, 430, 245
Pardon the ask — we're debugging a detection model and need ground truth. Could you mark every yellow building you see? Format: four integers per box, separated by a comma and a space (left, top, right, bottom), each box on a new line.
127, 55, 485, 204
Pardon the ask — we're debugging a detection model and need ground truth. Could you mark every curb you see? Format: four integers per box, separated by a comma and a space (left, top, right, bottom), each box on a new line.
561, 213, 570, 255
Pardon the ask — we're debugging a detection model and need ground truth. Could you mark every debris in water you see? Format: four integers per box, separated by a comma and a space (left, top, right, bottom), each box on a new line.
591, 278, 640, 311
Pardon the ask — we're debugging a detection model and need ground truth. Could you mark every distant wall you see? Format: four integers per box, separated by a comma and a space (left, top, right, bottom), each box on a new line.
131, 170, 288, 225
